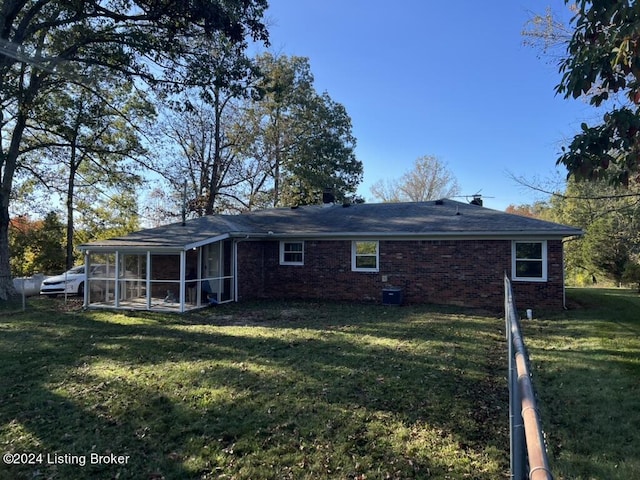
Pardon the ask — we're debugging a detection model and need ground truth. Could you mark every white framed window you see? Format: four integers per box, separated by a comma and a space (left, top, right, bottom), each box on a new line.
512, 240, 547, 282
352, 240, 379, 272
280, 241, 304, 265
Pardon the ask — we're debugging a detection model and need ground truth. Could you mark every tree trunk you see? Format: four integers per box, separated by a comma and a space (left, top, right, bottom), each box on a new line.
0, 66, 43, 300
206, 87, 222, 216
0, 100, 31, 300
65, 127, 80, 270
0, 201, 15, 300
273, 120, 281, 207
66, 161, 76, 270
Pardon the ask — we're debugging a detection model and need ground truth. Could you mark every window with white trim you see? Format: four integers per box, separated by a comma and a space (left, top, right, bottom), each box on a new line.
280, 241, 304, 265
512, 240, 547, 281
352, 240, 379, 272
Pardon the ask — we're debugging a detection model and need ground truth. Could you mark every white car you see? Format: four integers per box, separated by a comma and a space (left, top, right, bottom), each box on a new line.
40, 265, 107, 297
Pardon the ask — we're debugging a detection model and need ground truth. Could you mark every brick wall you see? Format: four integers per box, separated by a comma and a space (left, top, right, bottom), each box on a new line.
237, 239, 566, 310
511, 239, 565, 310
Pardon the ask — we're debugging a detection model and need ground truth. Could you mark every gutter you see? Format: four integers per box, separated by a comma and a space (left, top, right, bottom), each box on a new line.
225, 230, 583, 241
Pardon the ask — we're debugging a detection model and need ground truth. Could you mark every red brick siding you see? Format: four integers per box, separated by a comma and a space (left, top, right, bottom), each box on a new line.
237, 239, 566, 310
511, 239, 565, 310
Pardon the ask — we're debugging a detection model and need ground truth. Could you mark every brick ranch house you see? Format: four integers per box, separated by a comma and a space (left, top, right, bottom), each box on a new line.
78, 199, 582, 313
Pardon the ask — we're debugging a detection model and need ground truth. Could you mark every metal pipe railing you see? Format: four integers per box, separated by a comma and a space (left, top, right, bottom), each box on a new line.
505, 274, 553, 480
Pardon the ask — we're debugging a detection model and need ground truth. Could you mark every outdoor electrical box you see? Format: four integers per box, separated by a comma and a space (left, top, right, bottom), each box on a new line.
382, 287, 403, 306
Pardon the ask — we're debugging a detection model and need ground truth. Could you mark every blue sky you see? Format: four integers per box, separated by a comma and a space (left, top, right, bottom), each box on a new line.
254, 0, 595, 211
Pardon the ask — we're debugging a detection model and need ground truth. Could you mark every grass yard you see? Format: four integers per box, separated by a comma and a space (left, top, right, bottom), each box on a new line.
524, 288, 640, 480
0, 299, 509, 480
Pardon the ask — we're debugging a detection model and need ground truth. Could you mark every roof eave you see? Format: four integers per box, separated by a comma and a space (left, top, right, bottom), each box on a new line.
230, 230, 584, 240
79, 229, 583, 252
78, 233, 232, 253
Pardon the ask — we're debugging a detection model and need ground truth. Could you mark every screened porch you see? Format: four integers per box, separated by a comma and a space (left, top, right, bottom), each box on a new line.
82, 239, 234, 312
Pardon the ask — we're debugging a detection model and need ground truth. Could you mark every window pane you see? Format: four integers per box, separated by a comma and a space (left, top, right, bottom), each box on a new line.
281, 241, 303, 264
356, 256, 377, 269
356, 241, 377, 255
284, 252, 303, 263
284, 242, 302, 252
516, 242, 542, 260
516, 260, 543, 278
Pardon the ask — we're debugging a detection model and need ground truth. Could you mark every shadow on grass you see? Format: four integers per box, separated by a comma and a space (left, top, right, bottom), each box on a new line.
524, 288, 640, 480
0, 301, 508, 479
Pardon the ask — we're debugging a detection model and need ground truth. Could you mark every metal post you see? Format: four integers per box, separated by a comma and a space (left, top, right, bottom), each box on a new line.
505, 274, 553, 480
83, 252, 89, 308
510, 311, 526, 479
506, 276, 525, 479
146, 251, 151, 310
179, 250, 186, 313
114, 251, 120, 308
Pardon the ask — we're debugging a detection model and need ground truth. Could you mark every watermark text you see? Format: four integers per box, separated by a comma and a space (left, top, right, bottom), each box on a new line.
3, 452, 130, 467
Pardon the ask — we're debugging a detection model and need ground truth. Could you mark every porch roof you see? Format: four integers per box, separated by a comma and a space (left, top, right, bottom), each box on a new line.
80, 199, 583, 251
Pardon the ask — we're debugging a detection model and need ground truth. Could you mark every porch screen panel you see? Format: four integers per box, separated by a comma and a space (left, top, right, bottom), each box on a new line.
87, 253, 116, 305
150, 254, 181, 306
202, 240, 234, 304
221, 240, 233, 302
119, 253, 147, 304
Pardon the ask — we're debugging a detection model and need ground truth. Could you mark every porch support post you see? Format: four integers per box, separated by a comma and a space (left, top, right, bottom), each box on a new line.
146, 251, 151, 310
179, 250, 186, 313
197, 247, 202, 306
114, 251, 121, 308
83, 250, 90, 309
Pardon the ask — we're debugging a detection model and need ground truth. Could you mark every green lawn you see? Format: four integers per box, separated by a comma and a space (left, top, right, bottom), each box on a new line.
0, 299, 508, 480
524, 288, 640, 480
2, 289, 637, 480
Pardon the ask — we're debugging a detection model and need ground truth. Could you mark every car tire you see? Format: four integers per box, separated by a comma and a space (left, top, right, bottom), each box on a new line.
77, 282, 84, 297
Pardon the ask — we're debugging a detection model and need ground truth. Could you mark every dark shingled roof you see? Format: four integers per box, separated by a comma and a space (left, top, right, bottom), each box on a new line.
81, 200, 583, 251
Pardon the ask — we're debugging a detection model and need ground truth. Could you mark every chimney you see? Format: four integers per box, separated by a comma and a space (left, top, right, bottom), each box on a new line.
322, 187, 335, 204
470, 195, 483, 207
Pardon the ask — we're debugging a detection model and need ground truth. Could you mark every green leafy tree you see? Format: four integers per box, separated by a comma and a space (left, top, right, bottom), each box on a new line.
555, 1, 640, 186
622, 259, 640, 292
34, 212, 66, 275
75, 190, 140, 246
0, 0, 268, 299
240, 53, 362, 207
279, 91, 362, 206
24, 73, 152, 269
548, 178, 640, 285
582, 216, 632, 285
